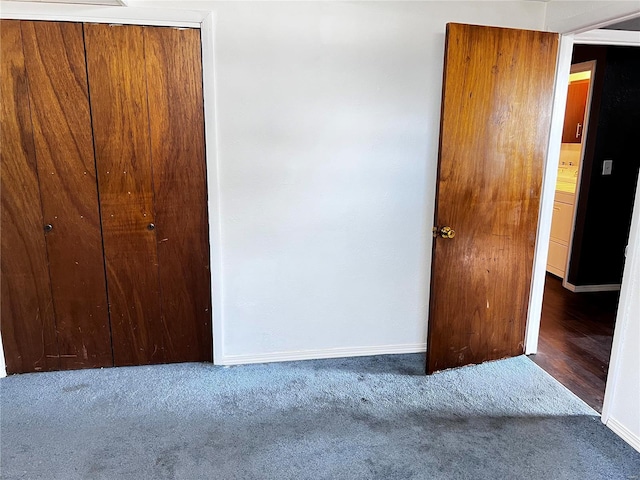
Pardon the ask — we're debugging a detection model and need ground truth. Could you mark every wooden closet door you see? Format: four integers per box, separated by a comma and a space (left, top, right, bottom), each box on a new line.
1, 20, 59, 373
21, 21, 112, 369
84, 24, 165, 366
144, 27, 212, 362
84, 23, 212, 365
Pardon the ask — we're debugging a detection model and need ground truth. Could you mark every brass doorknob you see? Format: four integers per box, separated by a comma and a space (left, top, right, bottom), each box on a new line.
440, 226, 455, 239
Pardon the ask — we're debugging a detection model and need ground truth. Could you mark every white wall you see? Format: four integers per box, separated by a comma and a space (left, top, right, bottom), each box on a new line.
199, 1, 547, 362
0, 1, 548, 369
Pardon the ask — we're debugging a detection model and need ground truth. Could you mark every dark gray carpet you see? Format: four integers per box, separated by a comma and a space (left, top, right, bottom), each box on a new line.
1, 354, 638, 479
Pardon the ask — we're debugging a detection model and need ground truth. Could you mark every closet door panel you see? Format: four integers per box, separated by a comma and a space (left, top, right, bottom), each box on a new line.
144, 27, 212, 362
22, 21, 112, 369
0, 20, 59, 373
84, 23, 166, 366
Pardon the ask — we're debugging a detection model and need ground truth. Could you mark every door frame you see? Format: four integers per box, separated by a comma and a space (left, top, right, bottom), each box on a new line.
0, 3, 226, 371
560, 60, 601, 293
525, 12, 640, 425
525, 18, 640, 355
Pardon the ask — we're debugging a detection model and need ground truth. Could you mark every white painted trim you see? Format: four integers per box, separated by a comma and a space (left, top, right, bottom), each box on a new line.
525, 34, 573, 355
0, 339, 5, 378
563, 282, 621, 293
575, 29, 640, 47
220, 343, 427, 366
0, 1, 207, 27
200, 13, 225, 365
605, 417, 640, 453
562, 60, 597, 292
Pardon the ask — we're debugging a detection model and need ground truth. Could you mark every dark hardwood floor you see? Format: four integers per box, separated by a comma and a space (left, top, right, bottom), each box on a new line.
529, 274, 619, 413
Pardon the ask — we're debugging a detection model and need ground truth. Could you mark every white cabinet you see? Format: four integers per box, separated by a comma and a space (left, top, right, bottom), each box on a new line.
550, 201, 573, 243
547, 191, 575, 278
547, 241, 569, 276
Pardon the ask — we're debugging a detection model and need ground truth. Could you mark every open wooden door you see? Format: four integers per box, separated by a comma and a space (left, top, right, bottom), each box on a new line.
426, 24, 559, 374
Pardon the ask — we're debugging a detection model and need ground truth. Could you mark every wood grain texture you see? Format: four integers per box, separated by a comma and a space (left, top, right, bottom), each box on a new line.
0, 20, 59, 373
531, 274, 617, 412
22, 21, 112, 370
144, 27, 213, 362
427, 24, 559, 373
84, 23, 165, 366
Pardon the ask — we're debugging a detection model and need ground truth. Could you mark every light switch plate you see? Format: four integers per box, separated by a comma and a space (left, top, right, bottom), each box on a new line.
603, 159, 613, 176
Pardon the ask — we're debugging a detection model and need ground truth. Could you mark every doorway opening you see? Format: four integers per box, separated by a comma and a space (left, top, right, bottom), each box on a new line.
531, 41, 640, 413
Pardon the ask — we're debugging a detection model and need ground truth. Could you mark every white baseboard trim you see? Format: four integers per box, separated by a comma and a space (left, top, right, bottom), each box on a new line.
219, 343, 427, 366
606, 417, 640, 453
564, 282, 621, 293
